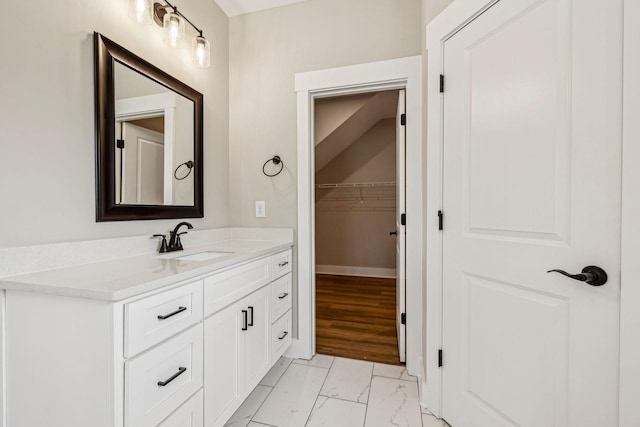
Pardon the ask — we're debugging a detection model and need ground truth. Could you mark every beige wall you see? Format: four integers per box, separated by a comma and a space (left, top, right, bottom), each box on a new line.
0, 0, 229, 248
315, 119, 396, 270
228, 0, 422, 228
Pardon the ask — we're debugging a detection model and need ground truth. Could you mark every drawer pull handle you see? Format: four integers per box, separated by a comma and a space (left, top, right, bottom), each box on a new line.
278, 261, 289, 267
278, 293, 289, 299
157, 367, 187, 387
242, 310, 248, 331
248, 306, 254, 327
157, 306, 187, 320
278, 331, 289, 340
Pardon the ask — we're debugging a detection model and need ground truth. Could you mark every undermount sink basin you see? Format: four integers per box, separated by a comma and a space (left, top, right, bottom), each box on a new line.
170, 251, 233, 261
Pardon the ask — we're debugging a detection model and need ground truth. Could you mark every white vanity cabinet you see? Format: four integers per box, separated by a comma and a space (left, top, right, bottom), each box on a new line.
203, 250, 291, 427
268, 249, 292, 364
203, 284, 271, 427
1, 245, 293, 427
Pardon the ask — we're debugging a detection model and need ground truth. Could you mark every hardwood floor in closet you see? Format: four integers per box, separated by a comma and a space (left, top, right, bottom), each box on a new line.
315, 274, 401, 365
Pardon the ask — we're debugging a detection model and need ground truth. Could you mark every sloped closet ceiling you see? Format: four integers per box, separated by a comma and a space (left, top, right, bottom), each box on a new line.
214, 0, 312, 16
314, 91, 399, 172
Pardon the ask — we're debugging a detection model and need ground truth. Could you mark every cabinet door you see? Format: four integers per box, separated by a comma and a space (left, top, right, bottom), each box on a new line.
241, 285, 271, 392
204, 301, 242, 426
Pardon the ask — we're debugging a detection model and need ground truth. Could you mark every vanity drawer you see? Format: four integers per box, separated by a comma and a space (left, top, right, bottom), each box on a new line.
271, 310, 292, 362
158, 389, 204, 427
271, 273, 292, 322
204, 257, 270, 317
125, 280, 203, 358
271, 249, 292, 280
125, 324, 203, 427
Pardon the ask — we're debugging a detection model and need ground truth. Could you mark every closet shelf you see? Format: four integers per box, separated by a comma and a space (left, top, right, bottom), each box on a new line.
317, 206, 396, 212
315, 181, 396, 189
315, 181, 396, 211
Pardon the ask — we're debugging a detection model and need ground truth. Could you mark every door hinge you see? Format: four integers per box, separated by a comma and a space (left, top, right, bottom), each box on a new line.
400, 113, 406, 126
401, 313, 406, 325
438, 210, 443, 230
401, 213, 406, 226
439, 74, 444, 93
116, 139, 125, 149
438, 349, 443, 367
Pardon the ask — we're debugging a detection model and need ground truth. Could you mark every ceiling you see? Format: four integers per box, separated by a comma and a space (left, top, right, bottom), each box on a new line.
214, 0, 311, 17
314, 91, 399, 172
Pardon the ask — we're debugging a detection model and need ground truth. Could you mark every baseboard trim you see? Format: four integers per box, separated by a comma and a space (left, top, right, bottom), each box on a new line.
315, 265, 397, 278
284, 338, 312, 360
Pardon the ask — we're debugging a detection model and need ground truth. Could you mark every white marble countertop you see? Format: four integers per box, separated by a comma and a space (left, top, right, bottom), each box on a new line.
0, 239, 292, 302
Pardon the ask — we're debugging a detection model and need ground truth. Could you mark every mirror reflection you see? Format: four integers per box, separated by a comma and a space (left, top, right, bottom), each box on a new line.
114, 62, 195, 206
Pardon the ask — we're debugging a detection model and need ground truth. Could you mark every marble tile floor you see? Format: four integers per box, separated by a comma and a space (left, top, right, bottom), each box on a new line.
225, 354, 451, 427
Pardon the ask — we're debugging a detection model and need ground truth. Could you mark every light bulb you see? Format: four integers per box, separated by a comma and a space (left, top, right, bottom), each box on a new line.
128, 0, 152, 25
192, 36, 210, 68
163, 12, 185, 48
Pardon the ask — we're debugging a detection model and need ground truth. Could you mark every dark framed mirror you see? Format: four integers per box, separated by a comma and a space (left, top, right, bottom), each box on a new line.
94, 32, 203, 221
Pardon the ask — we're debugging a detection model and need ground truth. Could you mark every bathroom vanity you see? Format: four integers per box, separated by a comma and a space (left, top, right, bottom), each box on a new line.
0, 231, 293, 427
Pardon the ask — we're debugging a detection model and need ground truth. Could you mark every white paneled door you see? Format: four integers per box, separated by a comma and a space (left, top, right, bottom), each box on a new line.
441, 0, 622, 426
121, 122, 164, 205
396, 89, 407, 363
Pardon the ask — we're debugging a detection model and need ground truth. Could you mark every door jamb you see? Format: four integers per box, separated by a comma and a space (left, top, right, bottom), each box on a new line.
290, 56, 423, 380
425, 0, 500, 416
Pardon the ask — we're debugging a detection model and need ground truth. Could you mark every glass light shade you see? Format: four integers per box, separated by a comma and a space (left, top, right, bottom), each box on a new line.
163, 12, 185, 48
128, 0, 153, 25
192, 36, 211, 68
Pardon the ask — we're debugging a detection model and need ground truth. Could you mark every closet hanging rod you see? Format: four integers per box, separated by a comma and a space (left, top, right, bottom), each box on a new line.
316, 196, 396, 202
315, 181, 396, 189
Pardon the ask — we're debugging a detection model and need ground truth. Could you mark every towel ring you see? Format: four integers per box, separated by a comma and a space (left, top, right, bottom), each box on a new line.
174, 160, 194, 180
262, 155, 284, 177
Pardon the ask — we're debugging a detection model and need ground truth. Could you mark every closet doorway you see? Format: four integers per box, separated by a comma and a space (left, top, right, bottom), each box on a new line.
313, 89, 406, 365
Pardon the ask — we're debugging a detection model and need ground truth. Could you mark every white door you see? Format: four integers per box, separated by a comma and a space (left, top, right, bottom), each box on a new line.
241, 285, 271, 392
441, 1, 621, 427
396, 89, 406, 363
121, 122, 164, 205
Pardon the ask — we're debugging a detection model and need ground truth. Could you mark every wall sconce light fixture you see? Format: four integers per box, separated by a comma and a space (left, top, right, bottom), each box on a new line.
128, 0, 211, 68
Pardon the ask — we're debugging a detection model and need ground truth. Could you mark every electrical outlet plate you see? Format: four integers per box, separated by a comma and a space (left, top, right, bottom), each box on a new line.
255, 201, 266, 218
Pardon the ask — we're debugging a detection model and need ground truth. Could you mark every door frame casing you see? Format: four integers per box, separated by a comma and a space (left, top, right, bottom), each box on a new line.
426, 0, 635, 423
619, 0, 640, 425
291, 56, 423, 378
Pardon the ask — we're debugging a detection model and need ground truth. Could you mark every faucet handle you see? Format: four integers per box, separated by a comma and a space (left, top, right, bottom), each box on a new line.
153, 234, 168, 253
176, 232, 188, 250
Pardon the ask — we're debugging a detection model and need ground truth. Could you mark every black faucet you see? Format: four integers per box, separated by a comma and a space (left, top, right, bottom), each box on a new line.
154, 222, 193, 253
168, 222, 193, 251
